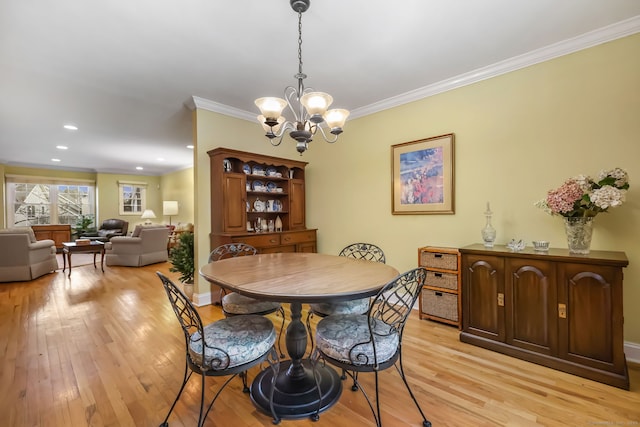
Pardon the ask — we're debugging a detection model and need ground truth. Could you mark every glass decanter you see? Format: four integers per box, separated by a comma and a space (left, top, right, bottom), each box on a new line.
481, 202, 496, 248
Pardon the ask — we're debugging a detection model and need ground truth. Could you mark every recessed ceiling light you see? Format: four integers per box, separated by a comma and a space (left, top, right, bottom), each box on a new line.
63, 124, 78, 131
186, 145, 194, 149
51, 158, 61, 162
157, 157, 165, 162
136, 166, 144, 170
56, 145, 68, 150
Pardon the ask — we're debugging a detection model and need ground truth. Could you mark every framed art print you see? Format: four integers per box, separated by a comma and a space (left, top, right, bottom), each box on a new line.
391, 133, 455, 214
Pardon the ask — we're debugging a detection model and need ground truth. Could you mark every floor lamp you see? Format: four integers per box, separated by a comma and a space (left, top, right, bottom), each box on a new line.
163, 201, 179, 225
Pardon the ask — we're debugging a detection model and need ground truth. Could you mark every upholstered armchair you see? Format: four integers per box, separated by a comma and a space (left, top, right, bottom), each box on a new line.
104, 225, 170, 267
0, 227, 58, 282
81, 218, 129, 242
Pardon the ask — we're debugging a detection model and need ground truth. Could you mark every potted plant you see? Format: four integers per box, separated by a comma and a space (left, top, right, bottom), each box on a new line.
168, 231, 195, 299
73, 214, 95, 239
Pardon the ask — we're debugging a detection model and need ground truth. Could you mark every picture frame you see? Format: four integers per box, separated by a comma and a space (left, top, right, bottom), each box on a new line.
391, 133, 455, 215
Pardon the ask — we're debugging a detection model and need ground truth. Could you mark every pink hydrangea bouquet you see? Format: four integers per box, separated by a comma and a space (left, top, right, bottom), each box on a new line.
536, 168, 630, 218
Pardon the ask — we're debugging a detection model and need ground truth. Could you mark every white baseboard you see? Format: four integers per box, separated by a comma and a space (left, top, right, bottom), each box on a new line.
625, 341, 640, 364
192, 291, 212, 307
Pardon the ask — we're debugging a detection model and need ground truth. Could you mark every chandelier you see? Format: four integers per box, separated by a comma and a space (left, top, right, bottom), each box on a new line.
255, 0, 349, 155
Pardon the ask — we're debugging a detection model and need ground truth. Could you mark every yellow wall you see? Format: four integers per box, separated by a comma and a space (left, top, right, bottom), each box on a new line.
193, 109, 301, 299
160, 167, 195, 226
95, 173, 162, 228
194, 33, 640, 343
306, 34, 640, 342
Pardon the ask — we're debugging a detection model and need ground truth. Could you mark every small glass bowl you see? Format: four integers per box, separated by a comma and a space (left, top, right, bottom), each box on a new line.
532, 240, 550, 252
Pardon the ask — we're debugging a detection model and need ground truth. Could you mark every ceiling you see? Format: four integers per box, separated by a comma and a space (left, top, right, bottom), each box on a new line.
1, 1, 639, 176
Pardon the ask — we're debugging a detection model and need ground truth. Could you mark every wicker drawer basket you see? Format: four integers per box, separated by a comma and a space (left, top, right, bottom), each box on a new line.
425, 270, 458, 291
420, 250, 458, 270
421, 290, 459, 322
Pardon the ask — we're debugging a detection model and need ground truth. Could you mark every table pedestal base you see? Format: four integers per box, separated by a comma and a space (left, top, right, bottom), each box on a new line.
251, 359, 342, 420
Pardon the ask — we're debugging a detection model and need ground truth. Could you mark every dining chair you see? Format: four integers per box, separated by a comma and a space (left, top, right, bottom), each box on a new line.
156, 272, 280, 426
311, 267, 431, 427
306, 243, 386, 356
209, 243, 286, 356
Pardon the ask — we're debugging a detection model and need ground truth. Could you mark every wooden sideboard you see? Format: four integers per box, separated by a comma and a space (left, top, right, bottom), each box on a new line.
459, 244, 629, 389
32, 224, 71, 252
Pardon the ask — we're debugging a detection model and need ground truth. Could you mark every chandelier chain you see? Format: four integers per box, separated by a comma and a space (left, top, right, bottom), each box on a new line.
297, 11, 303, 75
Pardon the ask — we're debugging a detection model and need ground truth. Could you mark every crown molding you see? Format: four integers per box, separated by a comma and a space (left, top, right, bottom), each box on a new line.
185, 96, 256, 122
350, 15, 640, 119
190, 15, 640, 122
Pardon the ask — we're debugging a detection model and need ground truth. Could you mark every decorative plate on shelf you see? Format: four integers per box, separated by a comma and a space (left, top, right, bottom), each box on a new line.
266, 181, 277, 192
252, 165, 265, 176
242, 164, 251, 174
266, 166, 277, 177
254, 198, 266, 212
252, 180, 265, 191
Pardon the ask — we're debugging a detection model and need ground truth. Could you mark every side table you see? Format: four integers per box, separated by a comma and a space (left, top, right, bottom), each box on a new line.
62, 241, 105, 277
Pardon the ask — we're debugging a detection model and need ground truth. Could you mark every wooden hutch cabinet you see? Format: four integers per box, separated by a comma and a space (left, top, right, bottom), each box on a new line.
208, 147, 316, 254
459, 244, 629, 389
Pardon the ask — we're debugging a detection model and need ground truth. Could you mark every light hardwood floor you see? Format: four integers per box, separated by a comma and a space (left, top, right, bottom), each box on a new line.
1, 261, 639, 427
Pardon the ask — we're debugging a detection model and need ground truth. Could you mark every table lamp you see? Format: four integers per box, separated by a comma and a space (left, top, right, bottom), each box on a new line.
141, 209, 156, 225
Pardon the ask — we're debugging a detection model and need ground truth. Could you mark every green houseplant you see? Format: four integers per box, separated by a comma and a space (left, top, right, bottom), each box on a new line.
168, 231, 194, 299
72, 214, 95, 239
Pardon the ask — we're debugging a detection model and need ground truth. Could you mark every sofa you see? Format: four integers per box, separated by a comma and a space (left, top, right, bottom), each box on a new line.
104, 224, 170, 267
81, 218, 129, 242
0, 227, 58, 282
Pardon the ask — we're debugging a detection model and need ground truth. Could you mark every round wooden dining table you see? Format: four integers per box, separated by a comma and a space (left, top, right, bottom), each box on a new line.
199, 252, 399, 420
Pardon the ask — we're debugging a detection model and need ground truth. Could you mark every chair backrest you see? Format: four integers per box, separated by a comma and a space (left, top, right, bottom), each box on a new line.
100, 218, 129, 235
339, 243, 386, 263
369, 267, 426, 338
208, 243, 257, 262
156, 272, 206, 363
0, 233, 32, 264
139, 226, 170, 251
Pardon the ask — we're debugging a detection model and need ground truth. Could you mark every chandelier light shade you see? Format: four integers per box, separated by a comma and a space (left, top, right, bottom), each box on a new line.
162, 201, 179, 225
255, 0, 349, 154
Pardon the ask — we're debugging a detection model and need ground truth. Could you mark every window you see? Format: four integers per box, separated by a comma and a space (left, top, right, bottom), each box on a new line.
5, 176, 95, 227
118, 181, 147, 215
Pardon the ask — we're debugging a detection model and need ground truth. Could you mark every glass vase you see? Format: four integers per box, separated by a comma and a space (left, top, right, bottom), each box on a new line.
564, 217, 594, 254
481, 210, 496, 248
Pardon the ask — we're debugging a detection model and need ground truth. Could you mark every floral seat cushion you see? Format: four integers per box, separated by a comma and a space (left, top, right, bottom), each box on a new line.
310, 298, 369, 316
315, 314, 399, 366
189, 314, 276, 370
222, 292, 281, 315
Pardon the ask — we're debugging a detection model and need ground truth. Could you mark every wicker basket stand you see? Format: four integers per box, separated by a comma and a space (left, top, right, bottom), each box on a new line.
418, 246, 461, 329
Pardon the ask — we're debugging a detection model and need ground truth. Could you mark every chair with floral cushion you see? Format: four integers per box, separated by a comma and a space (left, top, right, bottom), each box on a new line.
306, 243, 386, 357
309, 243, 386, 318
156, 272, 280, 426
311, 267, 431, 427
208, 243, 286, 356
